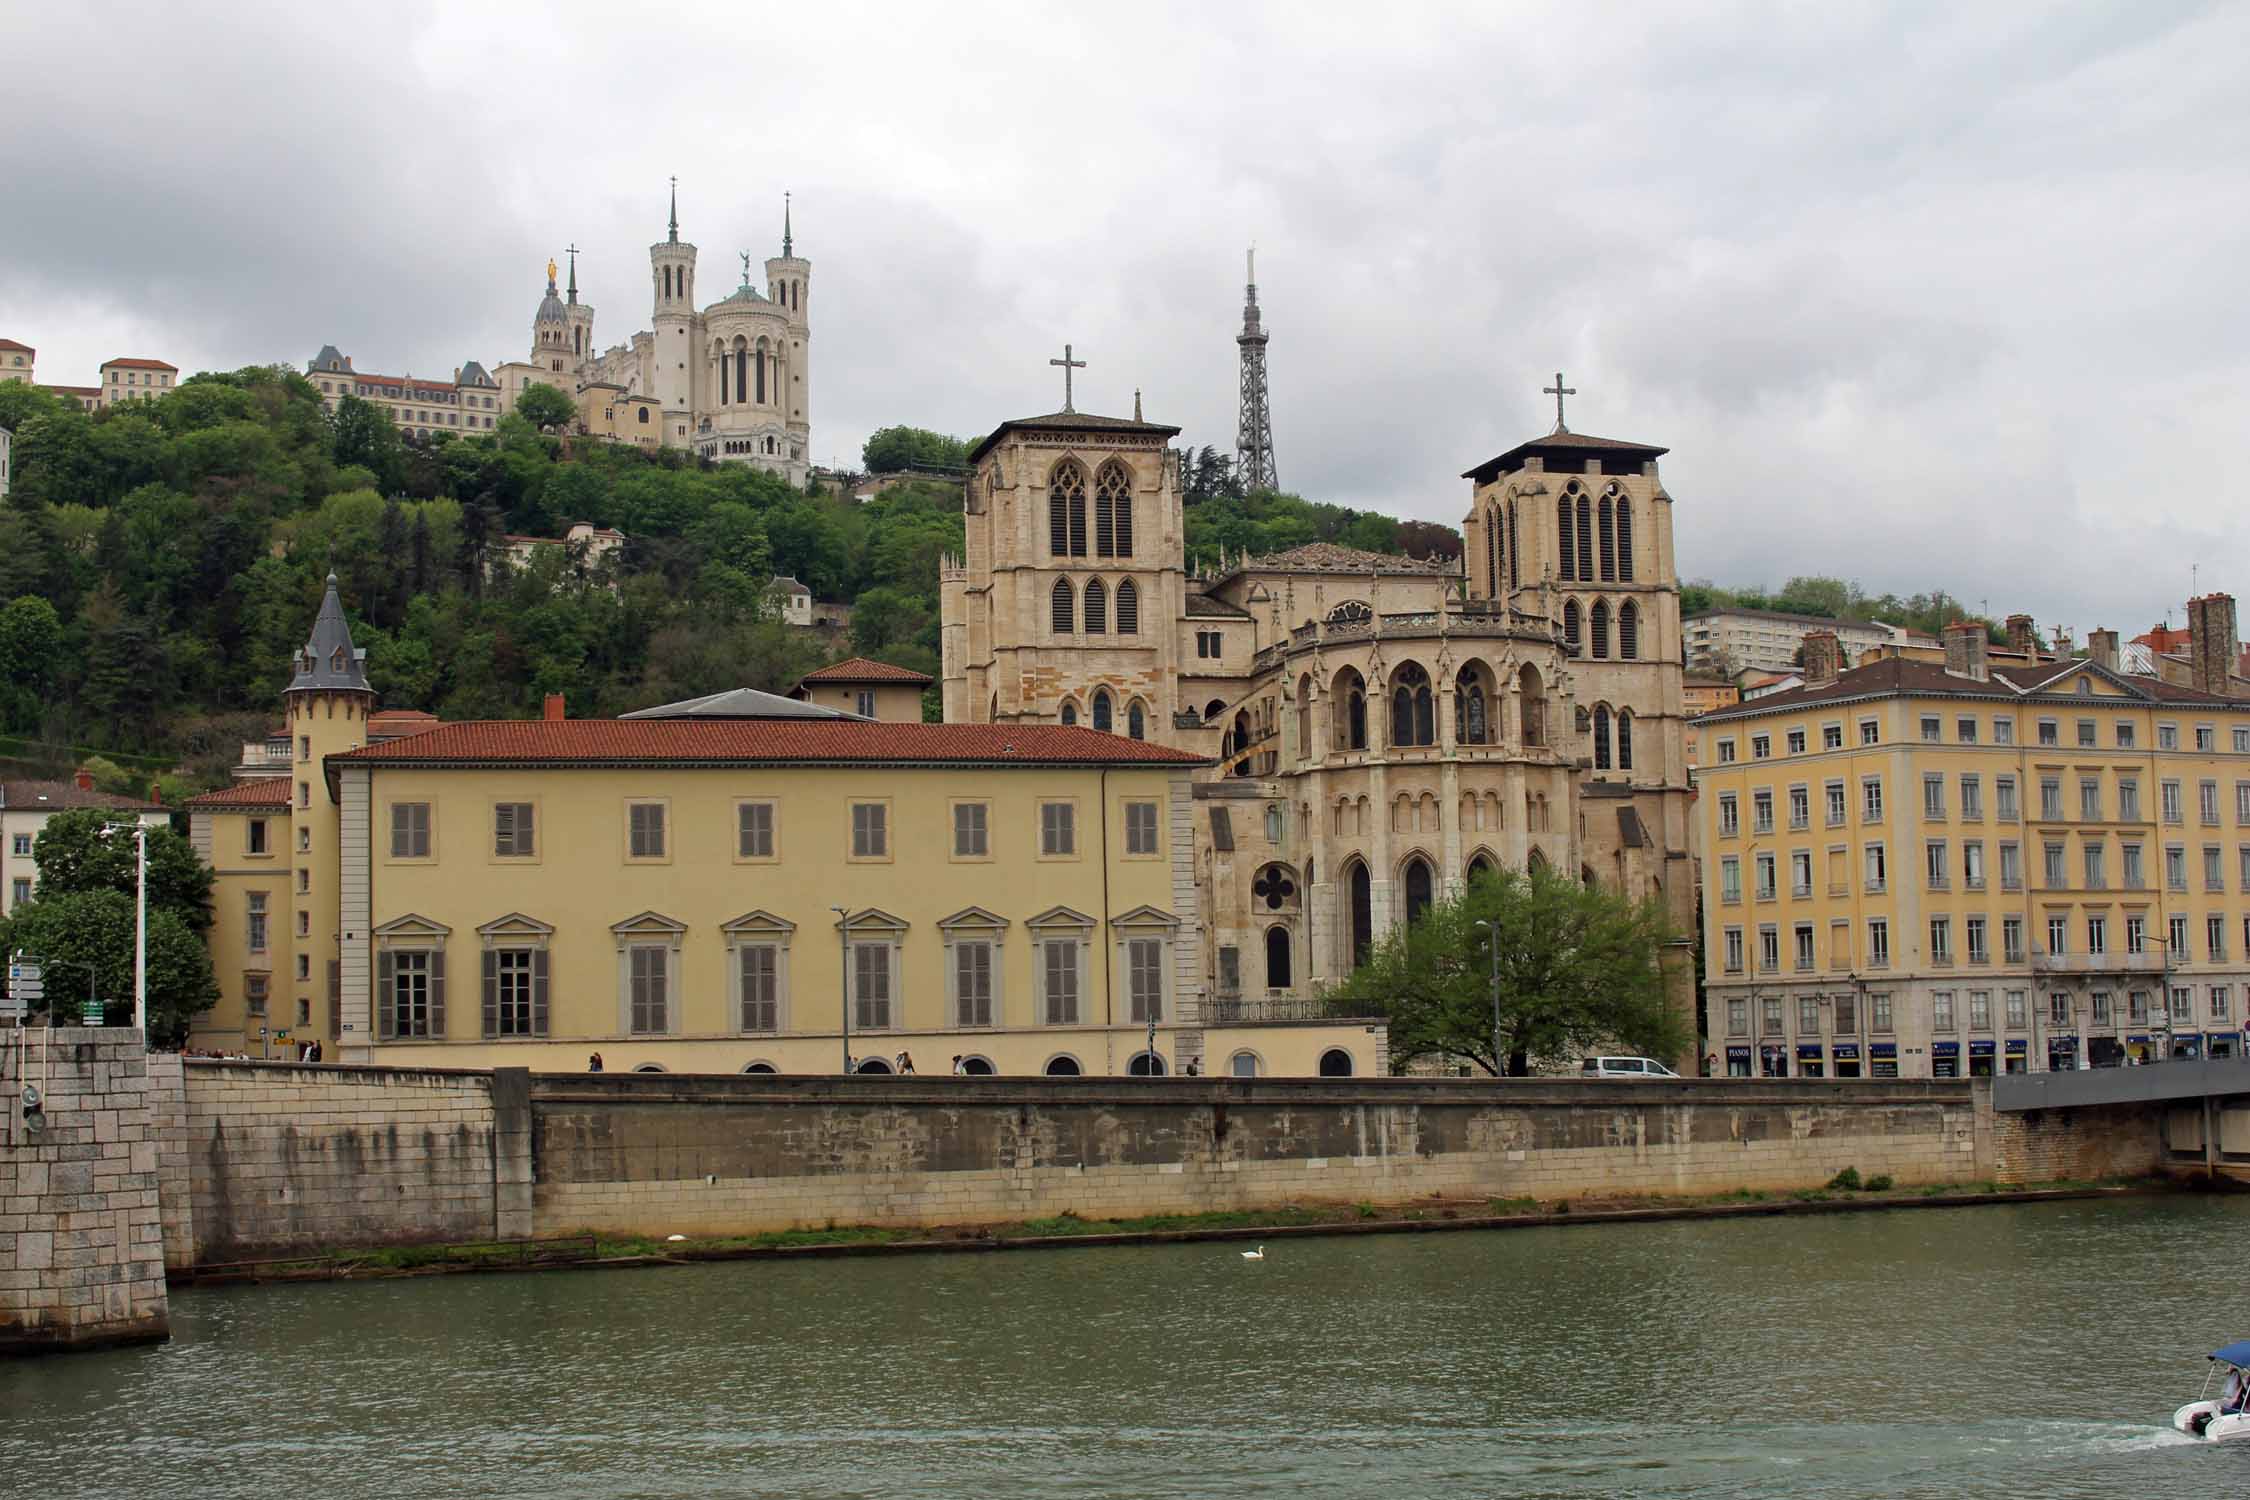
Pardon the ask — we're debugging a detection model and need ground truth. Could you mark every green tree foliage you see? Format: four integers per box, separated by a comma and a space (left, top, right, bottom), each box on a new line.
861, 425, 970, 473
515, 383, 576, 433
1681, 574, 2010, 645
1, 889, 217, 1043
1326, 863, 1686, 1076
30, 808, 215, 931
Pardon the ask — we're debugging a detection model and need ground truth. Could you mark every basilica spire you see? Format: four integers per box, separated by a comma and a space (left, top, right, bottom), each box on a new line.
566, 243, 578, 304
782, 190, 793, 258
668, 174, 679, 244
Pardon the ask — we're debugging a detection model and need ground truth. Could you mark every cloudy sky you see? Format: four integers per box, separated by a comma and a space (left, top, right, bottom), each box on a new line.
7, 2, 2246, 639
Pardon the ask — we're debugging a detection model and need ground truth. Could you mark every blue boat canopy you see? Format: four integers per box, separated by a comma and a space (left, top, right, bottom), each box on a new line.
2212, 1340, 2250, 1366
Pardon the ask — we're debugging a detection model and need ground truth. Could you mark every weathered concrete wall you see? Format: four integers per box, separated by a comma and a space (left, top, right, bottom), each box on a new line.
0, 1029, 168, 1353
527, 1075, 1992, 1238
178, 1060, 497, 1262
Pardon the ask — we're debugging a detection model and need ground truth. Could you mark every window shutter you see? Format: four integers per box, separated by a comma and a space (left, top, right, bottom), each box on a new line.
532, 949, 549, 1036
428, 948, 447, 1036
327, 961, 341, 1039
377, 950, 395, 1040
482, 949, 499, 1038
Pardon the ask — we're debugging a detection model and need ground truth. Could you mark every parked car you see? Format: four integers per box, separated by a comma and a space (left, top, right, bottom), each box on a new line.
1580, 1056, 1681, 1079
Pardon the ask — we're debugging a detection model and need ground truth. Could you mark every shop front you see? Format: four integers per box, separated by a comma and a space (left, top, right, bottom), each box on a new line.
1796, 1043, 1825, 1078
2174, 1033, 2205, 1061
1932, 1040, 1961, 1078
2211, 1032, 2241, 1061
2047, 1032, 2078, 1072
2003, 1037, 2028, 1073
1759, 1042, 1788, 1078
2124, 1033, 2153, 1065
1725, 1044, 1752, 1078
1968, 1038, 1996, 1077
1870, 1041, 1899, 1078
1833, 1041, 1862, 1079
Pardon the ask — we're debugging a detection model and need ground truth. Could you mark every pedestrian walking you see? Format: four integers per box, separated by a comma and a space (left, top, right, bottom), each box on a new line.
896, 1050, 916, 1075
588, 1052, 604, 1072
951, 1054, 966, 1075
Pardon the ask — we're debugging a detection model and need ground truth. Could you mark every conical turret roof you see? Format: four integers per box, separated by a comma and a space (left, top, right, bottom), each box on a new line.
287, 573, 372, 695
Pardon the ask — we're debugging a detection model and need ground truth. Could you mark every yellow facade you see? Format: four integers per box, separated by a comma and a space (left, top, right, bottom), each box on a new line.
1695, 652, 2250, 1079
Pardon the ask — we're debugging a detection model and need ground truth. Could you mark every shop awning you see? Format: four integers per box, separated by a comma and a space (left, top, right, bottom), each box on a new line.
2004, 1038, 2028, 1053
1796, 1044, 1824, 1058
1872, 1043, 1898, 1058
1970, 1040, 1997, 1055
1833, 1043, 1861, 1059
1933, 1041, 1960, 1055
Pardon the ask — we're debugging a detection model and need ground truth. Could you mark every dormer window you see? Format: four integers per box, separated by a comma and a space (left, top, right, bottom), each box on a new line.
331, 647, 347, 672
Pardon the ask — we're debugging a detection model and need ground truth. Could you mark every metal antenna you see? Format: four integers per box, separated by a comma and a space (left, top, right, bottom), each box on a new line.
1236, 246, 1278, 492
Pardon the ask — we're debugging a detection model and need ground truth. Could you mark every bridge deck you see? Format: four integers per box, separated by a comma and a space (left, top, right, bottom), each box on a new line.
1992, 1057, 2250, 1112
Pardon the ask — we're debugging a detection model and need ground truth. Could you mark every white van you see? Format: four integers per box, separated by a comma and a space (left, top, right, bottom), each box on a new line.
1579, 1056, 1681, 1079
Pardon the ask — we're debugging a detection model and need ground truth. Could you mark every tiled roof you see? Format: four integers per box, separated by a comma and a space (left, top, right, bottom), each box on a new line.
621, 687, 848, 720
185, 778, 291, 810
0, 339, 34, 354
966, 410, 1182, 464
331, 719, 1208, 767
1693, 654, 2244, 725
1185, 593, 1255, 620
1, 780, 165, 813
41, 384, 100, 397
1684, 605, 1894, 630
1463, 429, 1669, 483
102, 357, 177, 371
796, 657, 933, 686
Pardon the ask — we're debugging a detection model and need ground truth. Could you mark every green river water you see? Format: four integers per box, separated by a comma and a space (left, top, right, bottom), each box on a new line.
3, 1194, 2246, 1499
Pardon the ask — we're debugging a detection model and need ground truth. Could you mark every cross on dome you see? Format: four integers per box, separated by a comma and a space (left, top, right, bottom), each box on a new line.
1544, 371, 1576, 433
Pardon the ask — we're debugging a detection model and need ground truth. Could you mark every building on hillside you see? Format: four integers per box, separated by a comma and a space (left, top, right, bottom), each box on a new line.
1692, 619, 2250, 1081
305, 345, 504, 440
98, 357, 177, 407
0, 339, 32, 383
186, 577, 1379, 1075
41, 385, 100, 413
569, 382, 665, 449
792, 657, 931, 721
1742, 672, 1805, 701
490, 188, 812, 484
769, 575, 813, 626
1685, 606, 1900, 679
942, 401, 1698, 1062
1, 772, 169, 915
2114, 596, 2250, 696
495, 521, 627, 575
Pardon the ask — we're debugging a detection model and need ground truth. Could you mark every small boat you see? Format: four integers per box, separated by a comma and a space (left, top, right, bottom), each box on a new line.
2172, 1341, 2250, 1441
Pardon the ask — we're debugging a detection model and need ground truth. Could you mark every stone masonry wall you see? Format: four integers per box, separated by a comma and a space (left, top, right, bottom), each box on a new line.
0, 1028, 168, 1353
178, 1060, 497, 1262
1989, 1100, 2168, 1185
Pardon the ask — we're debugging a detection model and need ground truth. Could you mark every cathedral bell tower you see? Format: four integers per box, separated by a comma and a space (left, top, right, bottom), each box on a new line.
564, 244, 595, 365
763, 192, 811, 457
648, 176, 698, 413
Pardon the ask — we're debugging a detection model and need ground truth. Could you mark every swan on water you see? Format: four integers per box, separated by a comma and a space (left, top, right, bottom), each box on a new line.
1241, 1246, 1265, 1261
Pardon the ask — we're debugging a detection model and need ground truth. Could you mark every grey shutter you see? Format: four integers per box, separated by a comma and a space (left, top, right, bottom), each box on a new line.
429, 948, 447, 1037
482, 949, 499, 1037
532, 949, 549, 1036
327, 961, 340, 1039
377, 950, 395, 1040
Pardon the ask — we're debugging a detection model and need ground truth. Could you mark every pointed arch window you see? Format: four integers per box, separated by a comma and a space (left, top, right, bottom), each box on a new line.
1556, 495, 1575, 581
1591, 600, 1611, 659
1347, 689, 1367, 751
1403, 858, 1435, 925
1563, 599, 1582, 655
1060, 699, 1078, 726
1507, 501, 1520, 590
1593, 705, 1613, 770
1083, 577, 1107, 634
1576, 493, 1594, 579
1051, 577, 1074, 634
1115, 578, 1139, 635
1095, 461, 1133, 557
1615, 497, 1634, 581
1617, 710, 1634, 771
1049, 461, 1087, 557
1390, 663, 1435, 748
1349, 862, 1373, 968
1265, 926, 1293, 990
1486, 508, 1502, 596
1458, 679, 1488, 745
1619, 600, 1639, 660
1598, 496, 1615, 580
1127, 700, 1146, 740
1092, 690, 1113, 734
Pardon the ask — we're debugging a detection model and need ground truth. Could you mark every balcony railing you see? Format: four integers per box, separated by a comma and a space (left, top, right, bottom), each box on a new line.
1203, 994, 1379, 1026
2028, 948, 2166, 976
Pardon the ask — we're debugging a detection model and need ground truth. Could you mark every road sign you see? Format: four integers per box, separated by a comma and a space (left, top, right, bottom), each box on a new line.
80, 998, 104, 1024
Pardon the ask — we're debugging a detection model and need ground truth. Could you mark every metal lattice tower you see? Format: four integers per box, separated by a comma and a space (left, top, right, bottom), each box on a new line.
1235, 248, 1278, 492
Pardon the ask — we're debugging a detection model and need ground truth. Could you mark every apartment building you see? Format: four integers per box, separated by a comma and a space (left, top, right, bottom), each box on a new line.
1685, 606, 1900, 679
305, 345, 504, 440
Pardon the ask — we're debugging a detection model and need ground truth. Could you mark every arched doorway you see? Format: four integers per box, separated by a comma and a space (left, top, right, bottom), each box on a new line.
1403, 857, 1434, 924
854, 1057, 893, 1074
1128, 1052, 1168, 1076
740, 1062, 777, 1074
958, 1056, 995, 1076
1265, 925, 1292, 989
1044, 1055, 1082, 1077
1318, 1048, 1354, 1077
1348, 861, 1373, 969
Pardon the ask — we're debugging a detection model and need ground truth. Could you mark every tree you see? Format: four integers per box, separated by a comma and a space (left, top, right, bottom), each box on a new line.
0, 889, 217, 1044
516, 384, 576, 433
328, 394, 406, 494
30, 808, 215, 931
1326, 863, 1686, 1076
861, 425, 969, 473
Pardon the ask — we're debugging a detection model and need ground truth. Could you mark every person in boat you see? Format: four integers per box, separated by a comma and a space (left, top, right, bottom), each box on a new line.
2223, 1364, 2248, 1415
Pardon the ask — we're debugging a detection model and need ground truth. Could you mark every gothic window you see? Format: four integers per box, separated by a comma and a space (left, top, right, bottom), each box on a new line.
663, 265, 672, 298
1092, 690, 1113, 734
1083, 577, 1107, 634
1519, 664, 1547, 748
1253, 864, 1298, 910
1049, 461, 1087, 557
1327, 600, 1372, 627
1563, 599, 1582, 655
1556, 495, 1574, 581
755, 338, 768, 403
1390, 663, 1435, 747
1507, 502, 1520, 589
1591, 600, 1611, 659
1593, 705, 1613, 770
1615, 497, 1634, 581
1127, 700, 1146, 740
1060, 699, 1078, 726
1115, 578, 1139, 635
1618, 710, 1635, 771
1458, 680, 1488, 745
1403, 857, 1434, 925
1486, 509, 1501, 597
1348, 861, 1373, 968
1619, 600, 1639, 660
1347, 690, 1367, 750
1051, 577, 1074, 634
1598, 496, 1615, 580
1265, 926, 1292, 990
1576, 494, 1594, 580
1468, 853, 1496, 885
1095, 460, 1133, 557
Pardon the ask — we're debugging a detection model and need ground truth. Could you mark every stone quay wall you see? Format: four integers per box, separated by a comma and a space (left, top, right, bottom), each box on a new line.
0, 1029, 168, 1354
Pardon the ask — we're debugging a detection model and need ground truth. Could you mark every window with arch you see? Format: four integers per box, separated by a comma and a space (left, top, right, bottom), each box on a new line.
1043, 1055, 1083, 1077
1253, 863, 1298, 910
1615, 497, 1634, 580
1403, 857, 1435, 924
1051, 577, 1074, 634
1049, 461, 1088, 557
1468, 852, 1496, 885
1084, 577, 1107, 634
1563, 599, 1582, 655
1265, 925, 1293, 989
1115, 578, 1139, 635
1593, 705, 1613, 770
1598, 496, 1616, 580
1327, 600, 1372, 627
1092, 690, 1113, 734
1519, 664, 1547, 748
1059, 699, 1078, 726
1618, 710, 1634, 771
1319, 1047, 1355, 1077
1391, 663, 1436, 747
1094, 460, 1133, 557
1591, 600, 1611, 659
1575, 493, 1594, 579
1556, 494, 1575, 580
1229, 1050, 1261, 1078
1456, 670, 1489, 745
1619, 600, 1639, 660
1348, 862, 1374, 969
1127, 700, 1146, 740
1486, 507, 1503, 596
755, 338, 769, 403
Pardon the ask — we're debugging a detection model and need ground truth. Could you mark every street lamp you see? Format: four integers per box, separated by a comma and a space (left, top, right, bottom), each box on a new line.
98, 822, 147, 1036
1474, 918, 1502, 1077
2149, 935, 2174, 1063
831, 905, 853, 1074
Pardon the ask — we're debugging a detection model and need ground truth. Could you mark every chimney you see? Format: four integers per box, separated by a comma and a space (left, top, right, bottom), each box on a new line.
73, 765, 94, 792
2190, 593, 2239, 698
2004, 614, 2035, 657
2088, 628, 2119, 674
1801, 628, 1841, 685
543, 693, 567, 721
148, 780, 163, 805
1943, 620, 1988, 682
2053, 626, 2073, 660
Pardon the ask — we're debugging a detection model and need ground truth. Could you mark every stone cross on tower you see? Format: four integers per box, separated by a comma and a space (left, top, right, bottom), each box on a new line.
1544, 371, 1576, 433
1050, 343, 1086, 414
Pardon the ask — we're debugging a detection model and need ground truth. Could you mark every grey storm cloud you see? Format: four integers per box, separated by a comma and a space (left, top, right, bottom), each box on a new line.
5, 0, 2247, 641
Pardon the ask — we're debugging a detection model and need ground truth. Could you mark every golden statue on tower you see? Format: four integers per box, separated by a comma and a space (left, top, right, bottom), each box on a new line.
546, 257, 558, 286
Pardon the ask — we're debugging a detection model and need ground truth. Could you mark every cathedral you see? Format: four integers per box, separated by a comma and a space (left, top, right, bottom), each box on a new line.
493, 185, 813, 484
940, 395, 1698, 1057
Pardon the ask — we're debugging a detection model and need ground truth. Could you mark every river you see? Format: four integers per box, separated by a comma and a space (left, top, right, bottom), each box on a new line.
4, 1195, 2246, 1499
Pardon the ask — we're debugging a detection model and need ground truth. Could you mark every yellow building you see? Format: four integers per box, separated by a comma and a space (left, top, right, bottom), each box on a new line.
189, 578, 1382, 1077
305, 345, 505, 440
1693, 618, 2250, 1079
792, 657, 932, 722
98, 357, 178, 407
0, 339, 32, 383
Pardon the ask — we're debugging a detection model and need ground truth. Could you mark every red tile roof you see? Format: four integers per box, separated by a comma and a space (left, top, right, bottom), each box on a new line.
1, 780, 165, 813
0, 339, 33, 354
186, 778, 292, 810
331, 719, 1206, 768
41, 384, 100, 397
1693, 653, 2244, 725
796, 656, 935, 686
102, 357, 177, 371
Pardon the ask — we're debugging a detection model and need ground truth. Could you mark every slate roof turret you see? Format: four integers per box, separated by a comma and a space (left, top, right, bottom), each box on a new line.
286, 573, 372, 695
